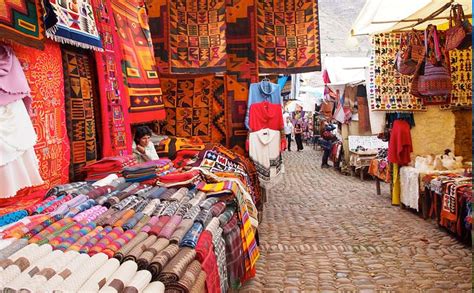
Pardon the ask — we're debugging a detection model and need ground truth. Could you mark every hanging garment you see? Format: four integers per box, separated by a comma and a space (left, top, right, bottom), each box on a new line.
356, 85, 371, 133
248, 128, 283, 188
388, 120, 413, 166
248, 101, 284, 132
0, 45, 32, 112
0, 100, 43, 198
245, 81, 282, 130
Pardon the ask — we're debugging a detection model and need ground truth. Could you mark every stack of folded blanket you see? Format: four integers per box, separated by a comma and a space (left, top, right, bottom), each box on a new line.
123, 159, 174, 183
84, 156, 137, 181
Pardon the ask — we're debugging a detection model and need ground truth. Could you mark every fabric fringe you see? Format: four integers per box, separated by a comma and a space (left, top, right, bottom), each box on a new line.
45, 30, 104, 52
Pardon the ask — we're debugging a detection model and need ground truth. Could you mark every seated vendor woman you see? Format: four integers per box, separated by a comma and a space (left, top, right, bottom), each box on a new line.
132, 126, 159, 163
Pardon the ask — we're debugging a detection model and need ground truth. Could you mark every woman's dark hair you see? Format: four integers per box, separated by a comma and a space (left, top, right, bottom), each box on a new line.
134, 126, 152, 145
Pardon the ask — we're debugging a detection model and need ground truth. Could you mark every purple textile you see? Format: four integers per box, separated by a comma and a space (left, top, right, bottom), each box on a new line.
0, 45, 31, 111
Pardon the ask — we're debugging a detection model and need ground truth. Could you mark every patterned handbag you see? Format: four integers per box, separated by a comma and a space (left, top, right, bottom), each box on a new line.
418, 26, 452, 97
408, 30, 425, 62
394, 33, 417, 75
445, 4, 472, 51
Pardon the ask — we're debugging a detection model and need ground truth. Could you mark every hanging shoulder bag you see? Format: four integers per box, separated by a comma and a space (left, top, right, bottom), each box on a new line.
445, 4, 472, 51
394, 33, 417, 75
417, 26, 452, 97
408, 30, 426, 62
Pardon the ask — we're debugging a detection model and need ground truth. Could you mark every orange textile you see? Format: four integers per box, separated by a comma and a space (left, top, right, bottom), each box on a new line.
7, 40, 70, 197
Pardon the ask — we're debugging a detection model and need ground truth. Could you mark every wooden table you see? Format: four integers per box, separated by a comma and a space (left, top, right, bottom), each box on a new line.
349, 150, 378, 181
368, 159, 391, 195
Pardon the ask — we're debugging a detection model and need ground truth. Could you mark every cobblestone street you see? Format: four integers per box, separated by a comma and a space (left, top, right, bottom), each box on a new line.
240, 149, 472, 292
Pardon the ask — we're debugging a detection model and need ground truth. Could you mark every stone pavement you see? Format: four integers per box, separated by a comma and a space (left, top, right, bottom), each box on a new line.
239, 148, 472, 292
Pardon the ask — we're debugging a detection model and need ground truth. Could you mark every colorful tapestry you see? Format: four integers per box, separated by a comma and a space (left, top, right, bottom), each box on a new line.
91, 0, 132, 157
0, 0, 45, 49
211, 77, 227, 145
148, 0, 227, 74
147, 0, 169, 73
169, 0, 226, 73
225, 0, 259, 154
443, 47, 472, 109
369, 33, 425, 111
10, 40, 70, 191
62, 48, 99, 181
256, 0, 321, 73
42, 0, 103, 51
158, 74, 225, 144
112, 0, 165, 123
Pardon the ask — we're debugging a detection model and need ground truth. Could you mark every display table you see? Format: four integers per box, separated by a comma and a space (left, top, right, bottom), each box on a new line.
349, 150, 378, 180
400, 167, 465, 214
369, 158, 391, 195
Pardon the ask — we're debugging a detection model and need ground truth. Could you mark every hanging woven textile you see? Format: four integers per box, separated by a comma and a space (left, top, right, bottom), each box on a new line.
369, 33, 425, 111
225, 0, 259, 154
42, 0, 103, 51
256, 0, 322, 73
91, 0, 132, 157
148, 0, 227, 74
0, 0, 45, 49
111, 0, 165, 123
11, 40, 70, 190
158, 74, 226, 144
62, 47, 99, 181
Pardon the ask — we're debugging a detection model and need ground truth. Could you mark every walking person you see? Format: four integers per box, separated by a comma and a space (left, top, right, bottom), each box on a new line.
284, 117, 294, 151
320, 121, 336, 168
294, 122, 304, 151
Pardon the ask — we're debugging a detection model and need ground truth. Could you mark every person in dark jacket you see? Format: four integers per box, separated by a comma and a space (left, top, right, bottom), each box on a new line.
319, 122, 336, 168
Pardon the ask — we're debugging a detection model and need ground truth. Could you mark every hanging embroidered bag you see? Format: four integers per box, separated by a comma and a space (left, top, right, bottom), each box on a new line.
418, 26, 452, 97
445, 4, 472, 51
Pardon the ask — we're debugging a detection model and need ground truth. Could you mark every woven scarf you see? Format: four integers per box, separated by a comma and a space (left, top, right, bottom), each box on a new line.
148, 243, 179, 278
195, 230, 221, 293
79, 258, 121, 291
136, 238, 169, 269
157, 247, 196, 285
180, 222, 203, 249
114, 231, 148, 262
123, 270, 152, 293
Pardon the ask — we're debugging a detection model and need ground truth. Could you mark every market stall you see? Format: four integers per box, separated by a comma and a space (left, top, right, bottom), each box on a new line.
353, 1, 472, 241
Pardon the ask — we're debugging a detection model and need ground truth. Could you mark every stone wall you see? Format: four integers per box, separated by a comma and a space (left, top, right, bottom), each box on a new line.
411, 107, 455, 158
453, 109, 472, 161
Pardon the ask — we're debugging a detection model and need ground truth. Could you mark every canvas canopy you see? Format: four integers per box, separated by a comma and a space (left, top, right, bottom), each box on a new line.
352, 0, 472, 35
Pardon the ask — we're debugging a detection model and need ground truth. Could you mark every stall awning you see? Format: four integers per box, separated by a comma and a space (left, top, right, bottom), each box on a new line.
323, 57, 369, 85
352, 0, 472, 35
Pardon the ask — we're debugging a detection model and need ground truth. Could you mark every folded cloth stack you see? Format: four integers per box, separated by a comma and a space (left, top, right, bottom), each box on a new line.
157, 247, 196, 285
136, 238, 169, 269
83, 155, 137, 181
122, 159, 174, 183
114, 231, 148, 261
148, 243, 180, 278
180, 222, 204, 249
165, 260, 203, 292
